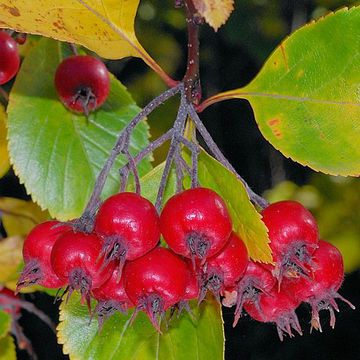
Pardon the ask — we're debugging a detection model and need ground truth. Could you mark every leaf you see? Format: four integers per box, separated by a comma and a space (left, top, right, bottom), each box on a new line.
193, 0, 234, 31
0, 335, 16, 360
0, 0, 167, 75
0, 310, 11, 339
0, 236, 23, 285
7, 38, 152, 221
0, 197, 49, 237
0, 105, 10, 178
58, 292, 224, 360
129, 162, 177, 205
186, 150, 272, 263
202, 7, 360, 176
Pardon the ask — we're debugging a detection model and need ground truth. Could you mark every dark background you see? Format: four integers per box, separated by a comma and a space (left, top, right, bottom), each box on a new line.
1, 0, 359, 359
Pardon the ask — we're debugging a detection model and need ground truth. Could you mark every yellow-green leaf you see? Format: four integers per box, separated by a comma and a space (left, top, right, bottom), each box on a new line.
0, 335, 16, 360
0, 310, 11, 340
0, 105, 10, 178
202, 7, 360, 176
187, 150, 272, 263
0, 197, 49, 237
0, 0, 170, 82
0, 236, 23, 285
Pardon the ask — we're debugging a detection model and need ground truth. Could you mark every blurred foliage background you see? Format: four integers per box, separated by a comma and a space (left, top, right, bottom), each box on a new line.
0, 0, 359, 359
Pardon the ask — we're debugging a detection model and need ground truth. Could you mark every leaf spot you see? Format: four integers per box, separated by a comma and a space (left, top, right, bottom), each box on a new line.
267, 118, 282, 139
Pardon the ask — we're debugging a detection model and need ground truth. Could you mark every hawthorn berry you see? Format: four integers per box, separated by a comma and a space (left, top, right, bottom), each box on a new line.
160, 187, 232, 264
0, 31, 20, 85
123, 247, 188, 331
282, 240, 355, 332
54, 55, 110, 114
17, 221, 71, 291
232, 261, 276, 327
51, 231, 115, 307
199, 232, 248, 302
95, 192, 160, 274
92, 269, 133, 330
244, 288, 302, 341
261, 200, 319, 283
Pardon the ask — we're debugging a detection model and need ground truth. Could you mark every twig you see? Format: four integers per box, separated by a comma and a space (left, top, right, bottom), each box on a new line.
68, 43, 79, 56
76, 85, 181, 231
187, 103, 269, 209
154, 93, 188, 211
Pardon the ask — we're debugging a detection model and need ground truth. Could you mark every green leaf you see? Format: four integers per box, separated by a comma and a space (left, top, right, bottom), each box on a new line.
186, 150, 272, 263
0, 335, 16, 360
129, 161, 177, 205
58, 292, 224, 360
7, 37, 151, 221
204, 7, 360, 176
0, 310, 11, 339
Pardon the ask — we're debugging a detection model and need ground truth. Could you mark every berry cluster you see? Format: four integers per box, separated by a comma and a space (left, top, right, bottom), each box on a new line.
17, 189, 353, 337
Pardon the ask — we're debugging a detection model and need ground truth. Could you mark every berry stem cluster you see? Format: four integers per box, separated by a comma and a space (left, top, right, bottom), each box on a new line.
75, 82, 268, 232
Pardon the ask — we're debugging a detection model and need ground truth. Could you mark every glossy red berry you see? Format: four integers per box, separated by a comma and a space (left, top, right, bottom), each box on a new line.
17, 221, 71, 291
261, 200, 319, 283
95, 192, 160, 274
282, 240, 355, 332
199, 232, 248, 302
232, 261, 276, 327
0, 31, 20, 85
123, 247, 188, 331
54, 55, 110, 114
0, 287, 21, 315
92, 269, 133, 330
51, 231, 115, 307
160, 187, 232, 264
244, 288, 302, 341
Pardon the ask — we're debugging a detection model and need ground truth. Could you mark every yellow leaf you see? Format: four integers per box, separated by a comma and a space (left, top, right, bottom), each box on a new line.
0, 236, 23, 284
0, 197, 49, 237
0, 0, 172, 83
193, 0, 234, 31
0, 105, 10, 178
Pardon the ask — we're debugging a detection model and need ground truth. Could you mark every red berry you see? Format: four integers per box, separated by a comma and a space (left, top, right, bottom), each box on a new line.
282, 240, 355, 332
123, 247, 188, 331
51, 231, 115, 307
54, 55, 110, 114
199, 232, 248, 302
0, 287, 21, 315
15, 33, 27, 45
232, 261, 276, 327
95, 192, 160, 274
0, 31, 20, 85
261, 201, 319, 283
17, 221, 71, 291
244, 288, 302, 341
160, 188, 232, 264
92, 269, 133, 330
175, 260, 200, 316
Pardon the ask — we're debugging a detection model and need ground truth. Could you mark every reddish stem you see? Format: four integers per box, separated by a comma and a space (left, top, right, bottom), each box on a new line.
183, 0, 202, 105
